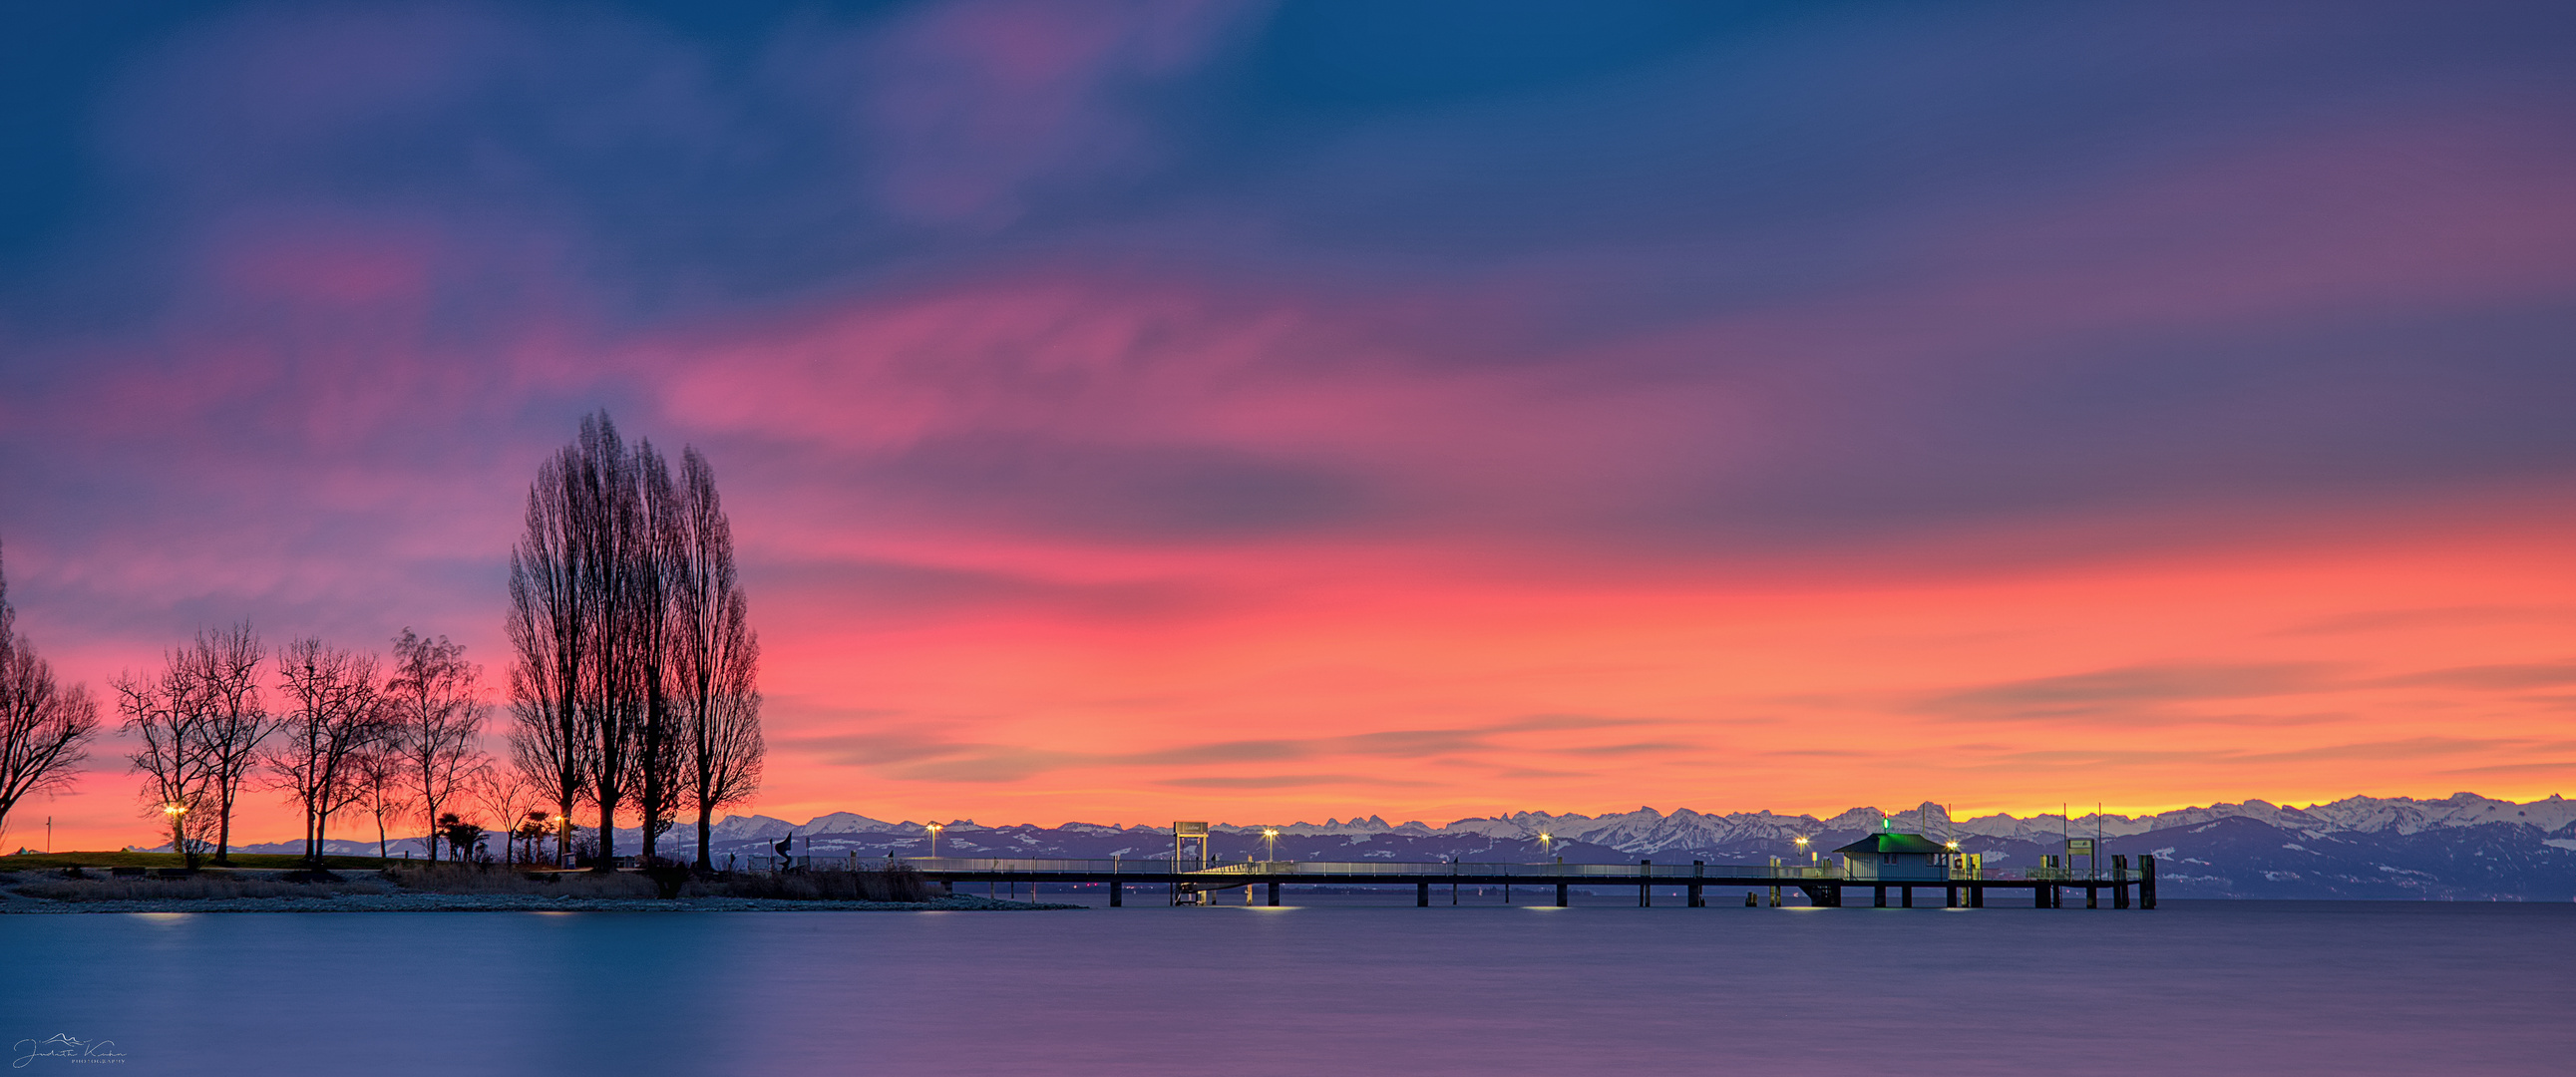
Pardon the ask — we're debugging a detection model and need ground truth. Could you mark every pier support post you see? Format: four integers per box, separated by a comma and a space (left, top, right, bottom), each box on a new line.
1902, 886, 1913, 908
1873, 886, 1886, 907
1688, 884, 1702, 906
1109, 881, 1121, 907
2087, 884, 2098, 909
1555, 883, 1568, 907
1826, 885, 1842, 906
2140, 855, 2157, 909
1417, 882, 1430, 907
2113, 856, 2130, 909
1690, 861, 1704, 906
1970, 884, 1984, 908
1640, 860, 1652, 907
1267, 882, 1280, 906
1946, 885, 1958, 907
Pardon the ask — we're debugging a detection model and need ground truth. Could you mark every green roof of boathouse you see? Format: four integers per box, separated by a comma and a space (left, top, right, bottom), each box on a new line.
1832, 833, 1950, 855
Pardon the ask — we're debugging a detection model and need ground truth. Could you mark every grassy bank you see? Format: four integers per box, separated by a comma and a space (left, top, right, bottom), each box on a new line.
1, 851, 398, 871
1, 859, 942, 905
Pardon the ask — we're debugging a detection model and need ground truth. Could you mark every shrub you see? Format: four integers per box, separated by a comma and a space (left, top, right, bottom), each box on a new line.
382, 862, 656, 898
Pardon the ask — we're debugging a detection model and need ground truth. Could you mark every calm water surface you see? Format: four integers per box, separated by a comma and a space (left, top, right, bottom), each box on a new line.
7, 899, 2571, 1075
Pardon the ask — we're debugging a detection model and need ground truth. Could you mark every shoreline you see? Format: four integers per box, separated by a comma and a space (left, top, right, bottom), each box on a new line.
0, 893, 1078, 914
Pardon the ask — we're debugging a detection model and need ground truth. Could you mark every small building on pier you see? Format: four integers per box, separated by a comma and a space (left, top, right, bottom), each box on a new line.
1833, 832, 1953, 882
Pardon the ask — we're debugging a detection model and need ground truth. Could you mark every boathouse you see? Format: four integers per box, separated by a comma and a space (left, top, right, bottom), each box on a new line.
1833, 832, 1952, 882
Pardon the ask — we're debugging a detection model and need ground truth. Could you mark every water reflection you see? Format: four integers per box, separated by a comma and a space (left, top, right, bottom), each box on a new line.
4, 901, 2570, 1076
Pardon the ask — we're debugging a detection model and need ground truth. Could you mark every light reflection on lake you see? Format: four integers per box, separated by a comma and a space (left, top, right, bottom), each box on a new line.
6, 899, 2571, 1076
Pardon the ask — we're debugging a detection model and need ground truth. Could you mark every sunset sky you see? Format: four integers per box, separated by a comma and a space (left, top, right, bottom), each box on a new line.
4, 1, 2575, 851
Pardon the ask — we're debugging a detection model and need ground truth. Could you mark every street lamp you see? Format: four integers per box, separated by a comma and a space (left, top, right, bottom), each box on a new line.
1539, 832, 1554, 860
1794, 835, 1811, 865
1262, 828, 1280, 862
164, 804, 191, 866
926, 823, 943, 859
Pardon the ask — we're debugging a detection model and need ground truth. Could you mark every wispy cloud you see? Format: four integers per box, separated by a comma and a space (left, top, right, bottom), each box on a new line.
1920, 663, 2346, 721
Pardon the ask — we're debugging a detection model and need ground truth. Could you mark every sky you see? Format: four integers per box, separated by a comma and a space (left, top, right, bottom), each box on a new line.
3, 1, 2575, 851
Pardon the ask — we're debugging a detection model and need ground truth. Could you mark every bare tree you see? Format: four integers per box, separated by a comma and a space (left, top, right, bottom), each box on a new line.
579, 417, 648, 871
514, 412, 658, 871
506, 677, 586, 867
510, 414, 764, 872
469, 766, 547, 866
387, 629, 489, 863
267, 639, 392, 868
629, 445, 685, 864
178, 623, 274, 866
510, 419, 597, 867
117, 664, 214, 867
671, 449, 764, 872
0, 545, 102, 844
349, 742, 413, 863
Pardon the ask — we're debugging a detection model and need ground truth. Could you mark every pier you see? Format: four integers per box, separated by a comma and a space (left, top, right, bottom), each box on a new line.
777, 854, 2159, 908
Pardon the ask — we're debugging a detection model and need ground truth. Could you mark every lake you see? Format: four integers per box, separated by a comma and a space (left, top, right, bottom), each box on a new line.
7, 898, 2571, 1075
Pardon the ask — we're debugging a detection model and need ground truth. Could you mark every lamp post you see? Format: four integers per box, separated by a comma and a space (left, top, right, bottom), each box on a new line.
926, 822, 943, 859
1262, 828, 1279, 862
1539, 832, 1554, 861
164, 804, 191, 868
1794, 835, 1811, 865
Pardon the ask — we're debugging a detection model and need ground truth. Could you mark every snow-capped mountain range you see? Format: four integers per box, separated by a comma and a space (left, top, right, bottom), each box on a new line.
202, 792, 2576, 900
692, 791, 2576, 849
